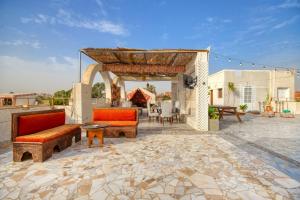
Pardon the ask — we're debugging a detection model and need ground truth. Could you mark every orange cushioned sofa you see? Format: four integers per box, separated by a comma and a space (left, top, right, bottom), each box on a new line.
12, 109, 81, 162
93, 108, 138, 138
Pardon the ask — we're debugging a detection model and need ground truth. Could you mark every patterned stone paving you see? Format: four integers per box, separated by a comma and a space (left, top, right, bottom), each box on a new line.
219, 114, 300, 181
0, 118, 300, 199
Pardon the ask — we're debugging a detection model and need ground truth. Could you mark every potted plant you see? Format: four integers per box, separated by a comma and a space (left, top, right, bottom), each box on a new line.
239, 104, 248, 113
208, 106, 219, 131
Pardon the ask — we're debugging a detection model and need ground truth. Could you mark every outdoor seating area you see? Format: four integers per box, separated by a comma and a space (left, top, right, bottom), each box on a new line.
0, 113, 300, 199
11, 109, 81, 162
93, 107, 139, 138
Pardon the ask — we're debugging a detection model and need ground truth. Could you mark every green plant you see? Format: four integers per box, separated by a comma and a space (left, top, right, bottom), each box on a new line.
264, 93, 272, 105
162, 95, 171, 100
92, 82, 105, 98
228, 82, 235, 92
239, 104, 248, 112
227, 82, 236, 106
208, 106, 219, 119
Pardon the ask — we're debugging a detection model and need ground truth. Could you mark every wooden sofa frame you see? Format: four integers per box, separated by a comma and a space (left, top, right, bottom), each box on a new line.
12, 109, 81, 162
93, 107, 139, 138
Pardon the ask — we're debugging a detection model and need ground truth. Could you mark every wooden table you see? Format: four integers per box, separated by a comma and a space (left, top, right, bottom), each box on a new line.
81, 124, 109, 147
211, 105, 242, 122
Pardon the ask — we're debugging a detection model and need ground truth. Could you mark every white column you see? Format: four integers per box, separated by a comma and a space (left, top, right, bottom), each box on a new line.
177, 74, 186, 114
71, 83, 92, 124
195, 52, 209, 131
119, 80, 126, 102
171, 81, 178, 105
100, 71, 112, 104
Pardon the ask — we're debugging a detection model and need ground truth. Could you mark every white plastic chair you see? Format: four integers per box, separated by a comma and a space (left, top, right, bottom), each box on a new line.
173, 101, 181, 122
160, 101, 173, 124
147, 102, 159, 121
121, 101, 132, 108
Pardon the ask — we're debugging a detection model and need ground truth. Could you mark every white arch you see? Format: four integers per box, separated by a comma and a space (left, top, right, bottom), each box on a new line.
82, 63, 112, 102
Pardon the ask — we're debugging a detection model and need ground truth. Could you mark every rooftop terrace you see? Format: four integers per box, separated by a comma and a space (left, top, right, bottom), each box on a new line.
0, 114, 300, 199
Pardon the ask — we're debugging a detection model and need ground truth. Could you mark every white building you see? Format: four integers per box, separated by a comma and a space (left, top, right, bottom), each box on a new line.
0, 93, 37, 107
208, 69, 296, 111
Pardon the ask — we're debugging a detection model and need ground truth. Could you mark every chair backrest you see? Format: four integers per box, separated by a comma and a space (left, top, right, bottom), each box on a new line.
121, 101, 132, 108
175, 101, 180, 109
147, 102, 151, 113
11, 109, 65, 141
161, 101, 172, 117
174, 101, 180, 113
93, 108, 138, 121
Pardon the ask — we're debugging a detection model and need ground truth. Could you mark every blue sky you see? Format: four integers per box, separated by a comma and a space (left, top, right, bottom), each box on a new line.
0, 0, 299, 93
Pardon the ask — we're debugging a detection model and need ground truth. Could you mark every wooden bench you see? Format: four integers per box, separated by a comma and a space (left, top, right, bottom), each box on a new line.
93, 108, 139, 138
12, 109, 81, 162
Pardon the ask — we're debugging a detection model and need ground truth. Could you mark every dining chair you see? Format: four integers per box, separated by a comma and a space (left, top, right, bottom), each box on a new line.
147, 102, 159, 122
160, 101, 173, 125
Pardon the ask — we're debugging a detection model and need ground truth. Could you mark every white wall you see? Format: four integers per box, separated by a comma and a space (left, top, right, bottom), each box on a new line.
208, 69, 295, 111
208, 71, 225, 105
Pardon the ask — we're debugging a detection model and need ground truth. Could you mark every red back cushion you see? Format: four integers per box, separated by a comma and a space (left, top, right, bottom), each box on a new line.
93, 109, 136, 121
18, 112, 65, 136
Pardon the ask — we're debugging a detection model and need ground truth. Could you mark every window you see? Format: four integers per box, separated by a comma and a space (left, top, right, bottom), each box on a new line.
3, 98, 12, 106
277, 88, 289, 101
244, 86, 252, 103
218, 88, 222, 98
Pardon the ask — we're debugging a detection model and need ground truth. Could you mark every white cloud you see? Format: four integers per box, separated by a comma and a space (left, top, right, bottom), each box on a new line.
21, 14, 54, 24
0, 56, 78, 93
95, 0, 107, 16
272, 15, 299, 29
20, 9, 128, 36
206, 17, 214, 23
270, 0, 300, 9
0, 39, 41, 49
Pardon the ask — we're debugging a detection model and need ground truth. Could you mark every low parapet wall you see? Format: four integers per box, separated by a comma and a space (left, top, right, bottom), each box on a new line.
0, 105, 76, 142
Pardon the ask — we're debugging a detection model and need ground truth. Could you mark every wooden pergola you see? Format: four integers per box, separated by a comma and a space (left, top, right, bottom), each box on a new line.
80, 48, 209, 81
73, 47, 210, 131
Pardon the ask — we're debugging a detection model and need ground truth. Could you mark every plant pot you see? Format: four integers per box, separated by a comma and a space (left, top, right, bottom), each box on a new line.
209, 119, 219, 131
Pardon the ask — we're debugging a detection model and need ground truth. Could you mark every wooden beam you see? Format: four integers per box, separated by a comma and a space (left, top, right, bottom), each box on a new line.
143, 53, 147, 64
129, 53, 135, 64
169, 53, 178, 66
103, 64, 185, 74
112, 52, 122, 62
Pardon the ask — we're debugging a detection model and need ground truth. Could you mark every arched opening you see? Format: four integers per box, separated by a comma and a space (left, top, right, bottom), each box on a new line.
21, 151, 33, 161
53, 145, 60, 152
91, 72, 106, 106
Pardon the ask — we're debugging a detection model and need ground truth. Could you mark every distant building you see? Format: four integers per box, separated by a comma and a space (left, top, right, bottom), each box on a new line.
0, 93, 37, 107
208, 69, 296, 111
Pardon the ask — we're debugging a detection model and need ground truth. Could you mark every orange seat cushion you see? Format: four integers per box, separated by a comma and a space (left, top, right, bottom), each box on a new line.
95, 121, 138, 127
18, 112, 65, 136
93, 109, 137, 121
15, 124, 80, 143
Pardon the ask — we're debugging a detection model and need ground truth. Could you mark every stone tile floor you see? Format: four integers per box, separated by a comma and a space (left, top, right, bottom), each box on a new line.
0, 115, 300, 199
219, 114, 300, 181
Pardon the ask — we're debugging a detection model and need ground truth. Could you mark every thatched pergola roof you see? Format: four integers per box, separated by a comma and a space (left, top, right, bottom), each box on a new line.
81, 48, 208, 80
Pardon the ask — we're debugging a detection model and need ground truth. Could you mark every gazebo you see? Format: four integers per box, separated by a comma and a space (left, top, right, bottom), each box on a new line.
72, 48, 209, 131
127, 88, 155, 107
